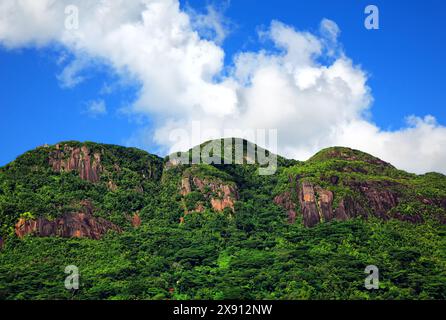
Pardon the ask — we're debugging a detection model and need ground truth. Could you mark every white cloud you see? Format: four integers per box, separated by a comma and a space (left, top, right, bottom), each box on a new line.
336, 116, 446, 174
84, 99, 107, 117
0, 0, 445, 174
56, 56, 88, 88
187, 2, 232, 45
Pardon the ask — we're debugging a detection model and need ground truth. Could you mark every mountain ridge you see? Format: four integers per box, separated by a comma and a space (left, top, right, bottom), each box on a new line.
1, 139, 445, 299
1, 138, 445, 239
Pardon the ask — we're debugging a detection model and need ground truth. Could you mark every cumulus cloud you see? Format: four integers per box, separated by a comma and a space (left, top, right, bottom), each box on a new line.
0, 0, 445, 174
187, 2, 232, 45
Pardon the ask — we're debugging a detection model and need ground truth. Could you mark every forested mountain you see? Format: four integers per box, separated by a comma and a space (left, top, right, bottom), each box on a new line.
0, 139, 445, 299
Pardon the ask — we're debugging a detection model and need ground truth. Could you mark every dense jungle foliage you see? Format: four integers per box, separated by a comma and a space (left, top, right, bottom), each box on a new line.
0, 140, 445, 300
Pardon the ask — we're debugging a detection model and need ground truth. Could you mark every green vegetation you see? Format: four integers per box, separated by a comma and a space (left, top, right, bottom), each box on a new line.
277, 147, 446, 219
0, 142, 445, 300
0, 141, 164, 234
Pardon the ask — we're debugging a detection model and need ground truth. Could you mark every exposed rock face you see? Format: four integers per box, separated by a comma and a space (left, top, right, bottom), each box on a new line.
15, 213, 121, 240
333, 199, 350, 221
181, 175, 238, 212
210, 197, 234, 212
273, 192, 297, 223
49, 144, 102, 183
15, 213, 120, 240
275, 177, 402, 227
334, 196, 367, 221
298, 182, 322, 227
181, 177, 192, 196
315, 187, 334, 222
346, 181, 399, 219
131, 213, 141, 228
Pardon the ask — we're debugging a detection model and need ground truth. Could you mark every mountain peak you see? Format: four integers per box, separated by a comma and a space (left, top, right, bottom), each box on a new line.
308, 146, 394, 168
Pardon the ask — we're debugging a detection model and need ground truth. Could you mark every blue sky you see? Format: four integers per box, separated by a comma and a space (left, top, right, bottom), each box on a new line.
221, 0, 446, 127
0, 0, 445, 173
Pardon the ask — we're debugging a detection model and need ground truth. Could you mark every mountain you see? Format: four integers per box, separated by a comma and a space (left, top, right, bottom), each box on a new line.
0, 139, 445, 300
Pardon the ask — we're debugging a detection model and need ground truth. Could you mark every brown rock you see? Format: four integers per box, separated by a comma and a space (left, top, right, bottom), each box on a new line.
276, 174, 422, 227
15, 213, 121, 240
274, 192, 297, 223
209, 184, 238, 212
210, 198, 234, 212
275, 180, 336, 226
298, 181, 321, 227
315, 187, 334, 222
132, 213, 141, 228
334, 196, 366, 220
192, 177, 206, 190
347, 181, 399, 219
334, 200, 350, 221
181, 177, 192, 196
181, 175, 238, 212
49, 144, 102, 183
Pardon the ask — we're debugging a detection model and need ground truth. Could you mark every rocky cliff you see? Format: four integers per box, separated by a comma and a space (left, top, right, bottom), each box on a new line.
15, 200, 121, 240
180, 172, 239, 213
49, 144, 103, 183
0, 141, 164, 243
1, 141, 445, 246
15, 213, 121, 240
1, 141, 446, 301
275, 179, 400, 227
274, 147, 446, 227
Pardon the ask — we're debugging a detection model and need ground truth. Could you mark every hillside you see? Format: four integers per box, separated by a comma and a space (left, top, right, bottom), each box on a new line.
0, 139, 445, 300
